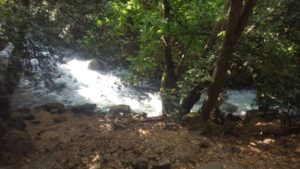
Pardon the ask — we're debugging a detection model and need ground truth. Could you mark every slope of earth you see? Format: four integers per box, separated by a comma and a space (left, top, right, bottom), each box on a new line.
1, 109, 299, 169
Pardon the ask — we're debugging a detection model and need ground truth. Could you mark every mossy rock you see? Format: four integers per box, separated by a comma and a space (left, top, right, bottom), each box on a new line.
182, 112, 208, 132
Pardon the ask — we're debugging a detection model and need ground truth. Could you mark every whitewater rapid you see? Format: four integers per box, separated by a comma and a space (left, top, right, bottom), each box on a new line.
11, 51, 256, 117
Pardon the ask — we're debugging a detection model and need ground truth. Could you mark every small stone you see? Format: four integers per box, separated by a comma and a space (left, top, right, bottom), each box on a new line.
42, 102, 65, 114
108, 104, 131, 116
53, 116, 67, 123
199, 141, 210, 149
120, 142, 134, 151
6, 118, 26, 131
198, 137, 210, 149
0, 166, 14, 169
196, 161, 223, 169
30, 120, 41, 125
152, 158, 171, 169
108, 146, 118, 153
113, 121, 127, 130
132, 158, 148, 169
22, 114, 35, 121
103, 153, 111, 163
164, 123, 179, 130
89, 163, 101, 169
229, 146, 241, 154
295, 144, 300, 155
177, 152, 194, 164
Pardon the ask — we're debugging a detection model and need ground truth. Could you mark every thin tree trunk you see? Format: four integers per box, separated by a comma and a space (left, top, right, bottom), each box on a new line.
180, 84, 203, 116
200, 0, 256, 120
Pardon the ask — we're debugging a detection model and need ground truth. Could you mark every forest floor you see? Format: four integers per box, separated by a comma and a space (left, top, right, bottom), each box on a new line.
1, 109, 300, 169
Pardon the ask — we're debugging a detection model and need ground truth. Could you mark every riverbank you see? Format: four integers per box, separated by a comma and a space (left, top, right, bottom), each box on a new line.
1, 108, 299, 169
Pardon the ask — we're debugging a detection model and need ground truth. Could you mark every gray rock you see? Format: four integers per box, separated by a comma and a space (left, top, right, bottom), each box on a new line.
88, 59, 107, 71
70, 103, 96, 115
108, 104, 131, 116
196, 161, 223, 169
152, 158, 171, 169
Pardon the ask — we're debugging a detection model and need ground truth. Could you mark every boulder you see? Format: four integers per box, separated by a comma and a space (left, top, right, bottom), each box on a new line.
108, 104, 131, 116
88, 59, 106, 71
70, 103, 96, 115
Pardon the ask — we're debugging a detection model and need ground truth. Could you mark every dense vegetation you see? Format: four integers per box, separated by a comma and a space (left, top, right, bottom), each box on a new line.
0, 0, 299, 131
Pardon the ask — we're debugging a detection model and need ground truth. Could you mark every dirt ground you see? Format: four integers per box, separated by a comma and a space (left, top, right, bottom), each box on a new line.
1, 110, 299, 169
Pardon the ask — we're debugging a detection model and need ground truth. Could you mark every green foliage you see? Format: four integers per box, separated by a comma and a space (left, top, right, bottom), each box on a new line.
232, 0, 300, 130
97, 0, 223, 97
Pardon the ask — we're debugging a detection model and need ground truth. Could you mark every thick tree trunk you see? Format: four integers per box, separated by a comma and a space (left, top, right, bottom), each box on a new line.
200, 0, 256, 120
162, 0, 176, 89
160, 0, 177, 116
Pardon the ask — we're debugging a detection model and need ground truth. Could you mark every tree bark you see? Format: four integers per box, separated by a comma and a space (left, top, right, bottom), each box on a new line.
200, 0, 256, 120
160, 0, 177, 115
0, 0, 29, 119
162, 0, 176, 89
180, 84, 203, 116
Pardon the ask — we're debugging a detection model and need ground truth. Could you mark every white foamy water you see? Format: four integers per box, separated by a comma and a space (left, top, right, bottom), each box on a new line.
11, 50, 256, 117
191, 89, 257, 115
0, 42, 14, 59
12, 58, 162, 117
60, 59, 162, 117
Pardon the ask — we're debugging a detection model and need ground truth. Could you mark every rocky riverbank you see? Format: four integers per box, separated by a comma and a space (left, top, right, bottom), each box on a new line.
0, 104, 299, 169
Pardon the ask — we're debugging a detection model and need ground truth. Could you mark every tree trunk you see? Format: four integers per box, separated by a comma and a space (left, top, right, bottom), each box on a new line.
160, 0, 178, 116
0, 0, 29, 119
180, 84, 203, 116
200, 0, 256, 120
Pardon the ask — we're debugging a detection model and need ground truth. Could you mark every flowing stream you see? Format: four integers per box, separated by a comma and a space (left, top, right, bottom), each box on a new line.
11, 49, 257, 117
